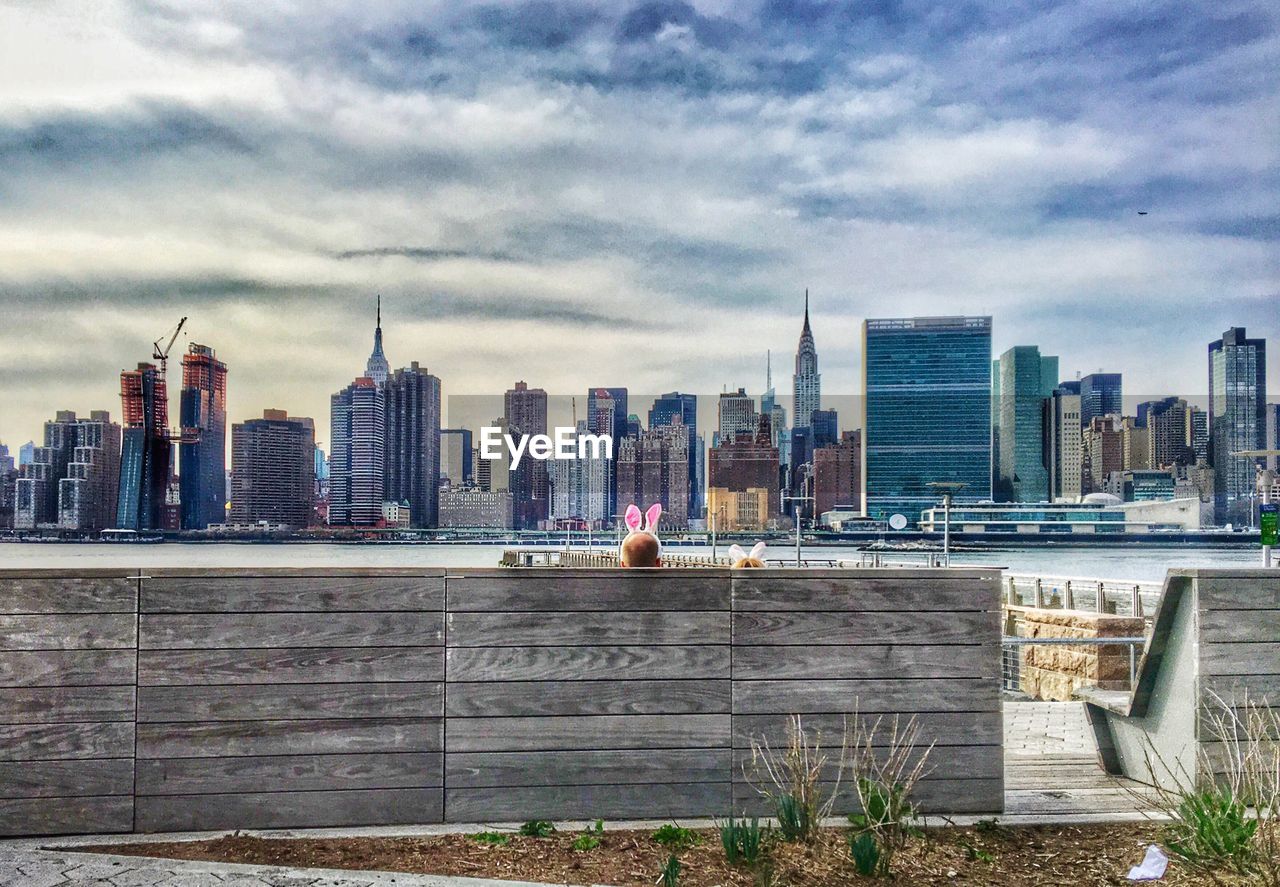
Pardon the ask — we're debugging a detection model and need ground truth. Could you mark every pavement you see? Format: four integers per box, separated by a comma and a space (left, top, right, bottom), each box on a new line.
1, 701, 1125, 886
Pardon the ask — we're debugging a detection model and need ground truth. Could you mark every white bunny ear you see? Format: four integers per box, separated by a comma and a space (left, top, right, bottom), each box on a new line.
728, 544, 746, 561
749, 541, 767, 560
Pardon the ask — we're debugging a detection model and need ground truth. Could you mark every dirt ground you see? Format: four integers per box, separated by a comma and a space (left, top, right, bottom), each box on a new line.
75, 822, 1264, 886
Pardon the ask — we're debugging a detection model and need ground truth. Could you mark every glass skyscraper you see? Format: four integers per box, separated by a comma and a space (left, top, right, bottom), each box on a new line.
1208, 327, 1266, 524
179, 343, 227, 530
1079, 373, 1122, 428
995, 346, 1057, 502
862, 316, 993, 523
649, 391, 698, 518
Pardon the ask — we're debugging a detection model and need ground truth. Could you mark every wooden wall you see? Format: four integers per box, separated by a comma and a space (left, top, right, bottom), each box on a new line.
0, 566, 1004, 835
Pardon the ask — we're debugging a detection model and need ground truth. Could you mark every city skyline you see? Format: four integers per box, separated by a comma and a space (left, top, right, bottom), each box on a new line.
1, 1, 1278, 447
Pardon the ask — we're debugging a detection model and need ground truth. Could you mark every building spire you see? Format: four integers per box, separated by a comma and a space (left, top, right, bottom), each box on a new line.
766, 350, 772, 391
366, 294, 390, 387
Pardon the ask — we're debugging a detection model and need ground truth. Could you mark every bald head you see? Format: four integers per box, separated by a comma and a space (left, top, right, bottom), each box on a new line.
620, 533, 661, 568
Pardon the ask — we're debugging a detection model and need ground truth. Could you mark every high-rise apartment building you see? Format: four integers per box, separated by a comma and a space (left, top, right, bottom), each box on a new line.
117, 363, 171, 531
476, 417, 511, 493
616, 421, 690, 528
179, 343, 227, 529
440, 429, 473, 487
230, 410, 316, 528
549, 419, 611, 526
995, 346, 1057, 502
813, 430, 861, 517
1120, 416, 1150, 471
708, 419, 780, 524
14, 411, 79, 529
1138, 397, 1192, 468
862, 316, 992, 522
58, 412, 121, 532
717, 389, 755, 442
1084, 415, 1124, 494
587, 387, 627, 518
1080, 373, 1123, 429
811, 409, 838, 449
792, 292, 821, 429
1209, 327, 1267, 523
649, 391, 698, 518
438, 486, 513, 529
1044, 382, 1083, 501
329, 377, 385, 526
384, 363, 442, 528
1186, 407, 1209, 464
505, 381, 549, 529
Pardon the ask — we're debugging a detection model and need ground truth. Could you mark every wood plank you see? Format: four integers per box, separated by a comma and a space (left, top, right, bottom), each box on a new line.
732, 576, 1000, 612
446, 783, 730, 823
447, 611, 729, 647
139, 611, 443, 649
733, 645, 998, 680
1200, 643, 1280, 677
731, 744, 1001, 784
447, 749, 731, 788
0, 578, 136, 614
0, 650, 136, 687
1201, 674, 1280, 706
446, 645, 729, 682
732, 712, 1003, 748
732, 679, 999, 715
0, 722, 134, 761
136, 788, 444, 832
0, 614, 136, 650
1005, 787, 1155, 816
139, 646, 443, 686
136, 717, 443, 758
732, 778, 1003, 815
1199, 609, 1280, 643
445, 574, 730, 612
1196, 576, 1280, 610
0, 759, 133, 799
0, 796, 133, 837
137, 681, 443, 722
446, 714, 731, 752
141, 576, 444, 613
136, 752, 442, 795
0, 686, 135, 723
733, 610, 997, 646
446, 680, 730, 717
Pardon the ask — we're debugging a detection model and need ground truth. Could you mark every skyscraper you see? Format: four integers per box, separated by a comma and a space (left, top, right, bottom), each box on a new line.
230, 410, 316, 528
810, 409, 838, 449
616, 421, 690, 528
1209, 327, 1267, 524
117, 363, 171, 531
384, 362, 442, 528
14, 411, 79, 529
649, 391, 698, 519
995, 346, 1057, 502
1138, 397, 1192, 468
1045, 381, 1083, 501
717, 389, 755, 442
1083, 415, 1124, 494
550, 419, 611, 527
505, 381, 548, 529
329, 377, 385, 526
708, 418, 780, 525
1267, 403, 1280, 473
1079, 373, 1123, 429
179, 343, 227, 529
366, 296, 390, 387
813, 430, 861, 518
440, 428, 474, 487
58, 411, 121, 532
862, 316, 992, 522
587, 387, 627, 519
792, 290, 820, 429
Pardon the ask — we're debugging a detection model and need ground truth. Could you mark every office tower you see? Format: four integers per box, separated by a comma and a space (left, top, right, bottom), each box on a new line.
1137, 397, 1192, 468
1186, 407, 1209, 464
550, 419, 611, 526
708, 419, 780, 523
1121, 416, 1150, 470
178, 343, 227, 530
788, 425, 812, 514
230, 410, 316, 528
0, 444, 12, 477
1084, 415, 1124, 494
18, 442, 34, 466
813, 430, 861, 517
117, 363, 172, 531
650, 391, 699, 518
1045, 382, 1083, 501
384, 363, 442, 528
1209, 327, 1267, 524
1267, 403, 1280, 472
366, 296, 390, 387
329, 377, 385, 526
505, 381, 549, 529
717, 388, 756, 441
862, 316, 992, 522
811, 409, 838, 449
476, 417, 511, 493
587, 387, 626, 519
14, 411, 79, 529
792, 291, 821, 429
58, 412, 121, 532
440, 429, 473, 487
995, 346, 1057, 502
438, 486, 514, 529
1079, 373, 1122, 428
616, 421, 690, 529
0, 456, 15, 529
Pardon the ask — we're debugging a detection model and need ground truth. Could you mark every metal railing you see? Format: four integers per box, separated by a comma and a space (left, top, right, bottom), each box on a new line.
1003, 573, 1162, 619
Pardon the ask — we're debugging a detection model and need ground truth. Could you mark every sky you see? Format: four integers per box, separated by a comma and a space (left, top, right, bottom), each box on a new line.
0, 0, 1277, 449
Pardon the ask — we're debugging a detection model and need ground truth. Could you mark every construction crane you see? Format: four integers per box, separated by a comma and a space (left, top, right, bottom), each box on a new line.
152, 316, 187, 377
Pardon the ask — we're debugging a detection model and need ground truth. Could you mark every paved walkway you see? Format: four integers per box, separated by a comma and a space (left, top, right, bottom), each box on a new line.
3, 702, 1159, 885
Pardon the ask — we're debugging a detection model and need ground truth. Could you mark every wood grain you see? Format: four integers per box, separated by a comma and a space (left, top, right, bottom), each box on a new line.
1199, 643, 1280, 677
0, 650, 136, 687
1199, 609, 1280, 643
445, 782, 731, 822
0, 578, 136, 614
141, 576, 444, 613
1196, 577, 1280, 610
732, 712, 1003, 748
136, 752, 442, 795
731, 575, 1000, 612
139, 611, 443, 649
445, 680, 731, 717
0, 614, 136, 650
0, 796, 133, 837
136, 717, 443, 758
137, 681, 443, 722
136, 788, 443, 832
732, 679, 999, 715
0, 759, 133, 799
446, 645, 729, 682
447, 611, 730, 647
447, 748, 731, 788
0, 722, 134, 762
733, 645, 999, 680
732, 610, 997, 646
139, 646, 443, 686
445, 574, 731, 612
446, 714, 732, 752
0, 686, 135, 724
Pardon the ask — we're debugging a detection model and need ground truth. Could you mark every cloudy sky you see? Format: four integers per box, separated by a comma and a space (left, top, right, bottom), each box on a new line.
1, 0, 1277, 448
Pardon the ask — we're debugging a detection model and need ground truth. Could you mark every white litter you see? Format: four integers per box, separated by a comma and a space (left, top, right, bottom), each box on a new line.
1127, 844, 1169, 881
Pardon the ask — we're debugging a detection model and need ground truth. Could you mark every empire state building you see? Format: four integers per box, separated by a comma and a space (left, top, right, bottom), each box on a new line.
792, 290, 821, 428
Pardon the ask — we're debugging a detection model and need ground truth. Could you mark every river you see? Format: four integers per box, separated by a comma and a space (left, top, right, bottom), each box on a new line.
0, 541, 1267, 581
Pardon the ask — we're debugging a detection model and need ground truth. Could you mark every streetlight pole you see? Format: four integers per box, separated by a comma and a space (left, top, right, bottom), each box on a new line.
925, 481, 968, 568
1230, 451, 1280, 568
782, 464, 815, 567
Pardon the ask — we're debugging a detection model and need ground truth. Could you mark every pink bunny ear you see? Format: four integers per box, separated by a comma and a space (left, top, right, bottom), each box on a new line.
644, 503, 663, 533
624, 504, 643, 533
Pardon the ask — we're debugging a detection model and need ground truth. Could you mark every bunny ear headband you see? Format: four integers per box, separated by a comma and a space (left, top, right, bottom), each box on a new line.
620, 502, 663, 551
728, 542, 767, 562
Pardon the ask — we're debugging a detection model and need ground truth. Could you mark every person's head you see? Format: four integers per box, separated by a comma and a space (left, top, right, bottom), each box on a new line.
729, 542, 767, 568
619, 502, 663, 567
